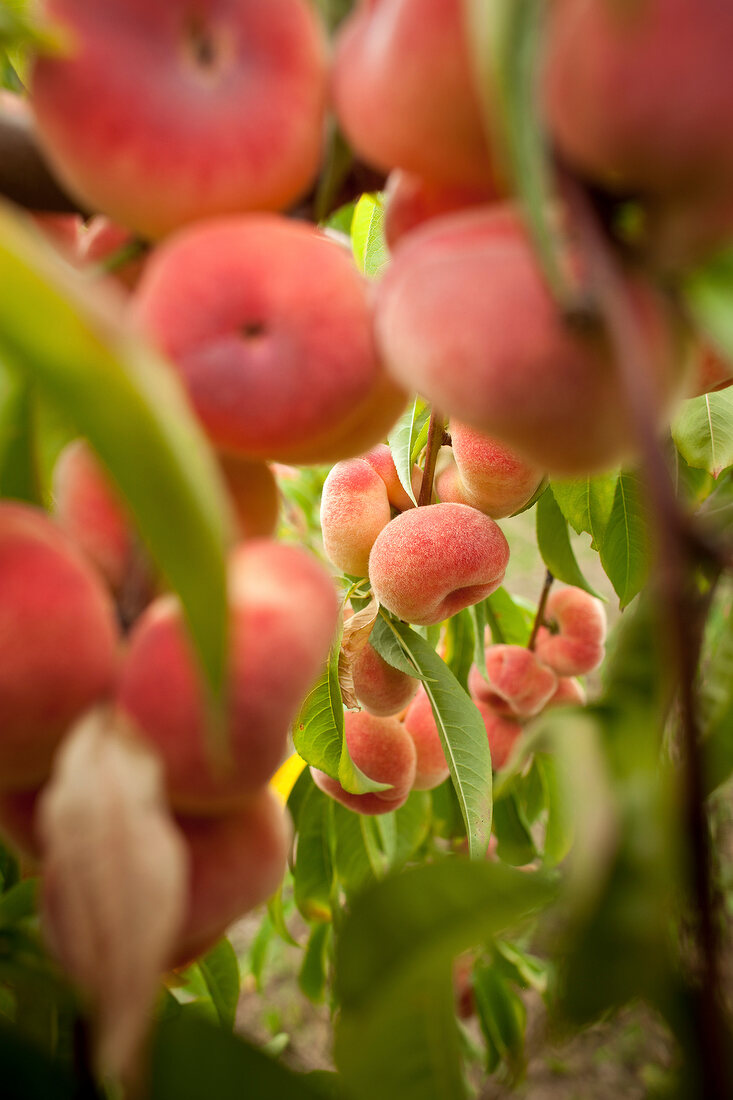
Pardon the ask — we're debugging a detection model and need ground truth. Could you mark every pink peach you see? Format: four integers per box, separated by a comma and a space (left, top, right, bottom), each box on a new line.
383, 170, 497, 251
403, 687, 450, 790
474, 699, 523, 771
436, 421, 544, 519
470, 646, 558, 718
311, 710, 416, 815
352, 639, 418, 718
546, 677, 587, 709
535, 587, 607, 677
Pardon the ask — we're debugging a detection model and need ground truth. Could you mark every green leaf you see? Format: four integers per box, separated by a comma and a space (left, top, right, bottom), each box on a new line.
293, 629, 344, 778
492, 793, 537, 867
267, 880, 300, 948
332, 802, 375, 898
150, 1014, 326, 1100
372, 615, 492, 857
442, 608, 476, 691
299, 921, 332, 1004
351, 193, 389, 279
536, 488, 600, 596
0, 205, 231, 705
683, 247, 733, 366
484, 587, 534, 648
390, 790, 432, 869
0, 366, 41, 504
469, 599, 489, 679
672, 389, 733, 478
0, 1019, 76, 1100
473, 962, 526, 1082
536, 753, 574, 867
701, 597, 733, 795
388, 396, 429, 506
293, 785, 334, 923
597, 472, 648, 608
198, 939, 240, 1032
0, 879, 37, 928
492, 940, 548, 994
550, 474, 617, 549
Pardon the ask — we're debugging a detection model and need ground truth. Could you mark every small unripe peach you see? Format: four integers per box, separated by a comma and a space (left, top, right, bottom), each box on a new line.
311, 710, 416, 815
535, 588, 607, 677
436, 421, 544, 519
403, 687, 450, 790
368, 503, 509, 626
470, 646, 558, 718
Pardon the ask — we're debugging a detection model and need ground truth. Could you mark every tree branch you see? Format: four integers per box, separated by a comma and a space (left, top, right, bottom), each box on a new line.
0, 105, 87, 214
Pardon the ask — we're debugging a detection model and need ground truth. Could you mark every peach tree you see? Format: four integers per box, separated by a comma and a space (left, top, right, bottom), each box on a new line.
0, 1, 732, 1097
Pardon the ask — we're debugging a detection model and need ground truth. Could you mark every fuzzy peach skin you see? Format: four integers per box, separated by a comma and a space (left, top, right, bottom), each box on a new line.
0, 788, 43, 862
545, 677, 587, 709
311, 709, 416, 815
368, 503, 509, 626
535, 588, 607, 678
473, 699, 523, 772
0, 504, 119, 790
436, 421, 544, 519
133, 216, 406, 465
352, 638, 419, 718
469, 646, 557, 718
383, 170, 497, 251
320, 444, 419, 576
332, 0, 499, 189
376, 205, 685, 476
169, 788, 291, 967
117, 540, 339, 814
403, 687, 450, 790
30, 0, 328, 239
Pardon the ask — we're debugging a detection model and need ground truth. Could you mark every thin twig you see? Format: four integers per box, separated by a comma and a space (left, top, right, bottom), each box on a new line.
527, 570, 554, 651
418, 409, 445, 506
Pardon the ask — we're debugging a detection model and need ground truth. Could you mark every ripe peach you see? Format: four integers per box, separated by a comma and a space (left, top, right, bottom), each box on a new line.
383, 170, 496, 251
436, 421, 544, 519
403, 687, 450, 790
376, 206, 684, 475
332, 0, 498, 189
0, 788, 43, 861
474, 700, 522, 771
0, 503, 119, 789
543, 0, 733, 200
535, 588, 607, 677
320, 444, 419, 577
170, 788, 290, 966
311, 709, 416, 815
117, 540, 339, 813
133, 216, 405, 465
352, 638, 419, 718
546, 677, 587, 709
30, 0, 328, 239
469, 646, 558, 718
368, 502, 509, 626
218, 455, 280, 541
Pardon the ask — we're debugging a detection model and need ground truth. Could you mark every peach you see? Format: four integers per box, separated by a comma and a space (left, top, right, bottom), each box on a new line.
320, 444, 419, 576
543, 0, 733, 200
0, 788, 43, 861
133, 216, 405, 465
352, 638, 419, 718
535, 587, 607, 677
117, 540, 339, 813
30, 0, 328, 239
383, 170, 497, 251
332, 0, 499, 189
170, 788, 290, 966
436, 421, 544, 519
218, 455, 280, 541
368, 502, 509, 626
474, 700, 522, 771
376, 206, 684, 476
546, 677, 587, 709
0, 503, 119, 789
403, 687, 450, 790
469, 646, 558, 718
311, 709, 416, 815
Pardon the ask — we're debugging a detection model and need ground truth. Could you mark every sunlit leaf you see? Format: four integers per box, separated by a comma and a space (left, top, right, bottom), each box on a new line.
536, 488, 600, 596
388, 396, 429, 506
673, 389, 733, 478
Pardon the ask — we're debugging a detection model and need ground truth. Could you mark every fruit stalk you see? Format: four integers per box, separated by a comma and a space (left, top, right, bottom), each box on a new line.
527, 569, 553, 651
417, 408, 445, 506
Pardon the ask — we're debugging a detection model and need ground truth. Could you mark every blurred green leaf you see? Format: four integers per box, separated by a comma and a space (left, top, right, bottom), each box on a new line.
492, 793, 537, 866
550, 474, 617, 549
332, 802, 374, 898
492, 939, 548, 994
299, 921, 332, 1004
294, 785, 334, 923
0, 879, 37, 928
683, 247, 733, 365
672, 389, 733, 478
388, 396, 429, 506
597, 472, 648, 608
0, 367, 41, 504
701, 597, 733, 795
473, 962, 526, 1083
443, 608, 476, 691
483, 587, 534, 648
198, 939, 240, 1033
351, 193, 389, 279
0, 1019, 77, 1100
293, 630, 344, 778
536, 488, 600, 596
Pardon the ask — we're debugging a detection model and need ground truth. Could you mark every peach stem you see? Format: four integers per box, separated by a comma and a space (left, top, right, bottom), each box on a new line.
527, 569, 553, 651
417, 408, 445, 507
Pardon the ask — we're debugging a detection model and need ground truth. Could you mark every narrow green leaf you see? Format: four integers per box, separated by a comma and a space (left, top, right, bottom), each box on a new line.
469, 599, 489, 679
536, 488, 600, 596
387, 396, 429, 506
492, 793, 537, 867
672, 389, 733, 477
597, 472, 648, 608
701, 599, 733, 795
442, 608, 476, 691
492, 940, 548, 994
0, 205, 231, 703
683, 247, 733, 366
293, 785, 334, 923
0, 1018, 76, 1100
473, 963, 526, 1083
198, 940, 240, 1033
536, 754, 574, 867
267, 881, 300, 948
332, 802, 374, 898
293, 629, 344, 778
373, 615, 492, 857
550, 474, 617, 549
484, 587, 534, 647
0, 367, 42, 504
390, 790, 432, 870
351, 193, 389, 279
0, 879, 37, 928
299, 922, 332, 1004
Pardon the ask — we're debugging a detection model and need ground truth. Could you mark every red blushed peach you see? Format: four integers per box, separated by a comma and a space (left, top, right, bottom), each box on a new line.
436, 421, 544, 519
218, 455, 280, 541
473, 700, 523, 772
332, 0, 499, 189
0, 788, 43, 862
368, 503, 509, 626
535, 588, 607, 678
384, 170, 497, 251
117, 541, 339, 814
352, 639, 419, 718
311, 710, 416, 815
376, 205, 684, 476
0, 504, 119, 790
469, 646, 557, 718
546, 677, 587, 709
30, 0, 328, 239
543, 0, 733, 200
403, 687, 450, 790
169, 789, 290, 967
133, 216, 406, 465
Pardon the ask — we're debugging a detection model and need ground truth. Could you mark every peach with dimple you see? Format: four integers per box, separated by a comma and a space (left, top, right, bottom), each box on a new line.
368, 502, 509, 626
311, 710, 416, 815
133, 216, 405, 465
436, 421, 544, 519
469, 646, 557, 718
117, 540, 339, 814
535, 588, 607, 677
403, 687, 450, 790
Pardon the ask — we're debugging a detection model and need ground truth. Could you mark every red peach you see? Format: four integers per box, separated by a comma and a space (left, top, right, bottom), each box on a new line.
30, 0, 328, 238
470, 646, 558, 718
0, 503, 119, 789
383, 170, 497, 251
436, 421, 544, 519
352, 639, 419, 718
118, 541, 339, 813
403, 687, 450, 790
368, 502, 509, 626
133, 216, 405, 465
311, 710, 416, 815
474, 699, 523, 771
535, 587, 607, 677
